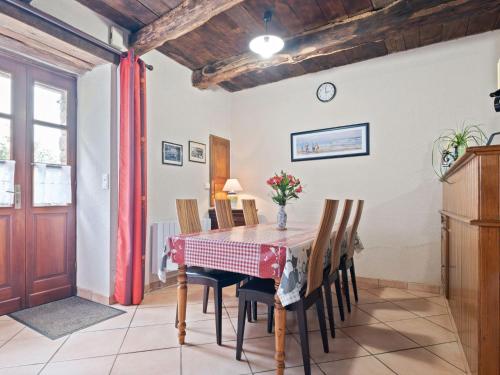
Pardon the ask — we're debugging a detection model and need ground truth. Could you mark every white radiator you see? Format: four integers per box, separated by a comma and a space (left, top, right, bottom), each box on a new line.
151, 218, 211, 280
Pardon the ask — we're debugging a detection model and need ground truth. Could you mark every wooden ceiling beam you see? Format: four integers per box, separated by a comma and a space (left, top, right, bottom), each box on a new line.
129, 0, 244, 56
192, 0, 500, 89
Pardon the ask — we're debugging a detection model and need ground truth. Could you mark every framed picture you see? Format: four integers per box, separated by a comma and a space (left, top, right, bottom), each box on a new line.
162, 141, 183, 166
188, 141, 206, 163
291, 123, 370, 162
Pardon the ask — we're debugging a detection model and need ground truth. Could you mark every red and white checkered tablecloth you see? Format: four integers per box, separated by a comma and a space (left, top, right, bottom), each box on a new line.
168, 223, 317, 279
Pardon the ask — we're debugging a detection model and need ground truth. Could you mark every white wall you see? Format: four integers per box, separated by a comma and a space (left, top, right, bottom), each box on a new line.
230, 31, 500, 286
141, 50, 231, 284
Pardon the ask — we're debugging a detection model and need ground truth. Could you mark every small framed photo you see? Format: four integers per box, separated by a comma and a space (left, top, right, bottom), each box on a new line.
188, 141, 206, 164
162, 141, 183, 166
291, 123, 370, 162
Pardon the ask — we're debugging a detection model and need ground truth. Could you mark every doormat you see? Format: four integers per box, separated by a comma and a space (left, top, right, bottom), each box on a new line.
9, 296, 125, 339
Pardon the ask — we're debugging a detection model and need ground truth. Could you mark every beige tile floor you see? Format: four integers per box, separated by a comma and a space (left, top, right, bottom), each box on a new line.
0, 284, 466, 375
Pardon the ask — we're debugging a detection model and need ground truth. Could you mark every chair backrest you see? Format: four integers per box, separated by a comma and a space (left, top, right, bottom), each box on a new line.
306, 199, 339, 297
242, 199, 259, 225
215, 199, 235, 229
330, 200, 353, 275
346, 200, 364, 260
176, 199, 202, 235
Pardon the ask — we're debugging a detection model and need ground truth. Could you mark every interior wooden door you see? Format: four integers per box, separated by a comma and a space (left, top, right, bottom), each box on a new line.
25, 65, 76, 307
209, 135, 230, 207
0, 56, 27, 315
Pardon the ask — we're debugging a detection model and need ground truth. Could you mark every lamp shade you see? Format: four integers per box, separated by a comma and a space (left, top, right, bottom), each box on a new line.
223, 179, 243, 193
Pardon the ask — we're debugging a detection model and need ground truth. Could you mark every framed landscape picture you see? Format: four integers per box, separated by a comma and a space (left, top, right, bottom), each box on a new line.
291, 123, 370, 162
162, 141, 183, 166
188, 141, 206, 163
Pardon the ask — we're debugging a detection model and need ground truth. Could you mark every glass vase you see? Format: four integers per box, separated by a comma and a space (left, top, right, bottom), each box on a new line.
277, 205, 287, 230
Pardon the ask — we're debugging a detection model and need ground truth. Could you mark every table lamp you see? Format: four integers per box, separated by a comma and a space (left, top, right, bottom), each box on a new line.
223, 178, 243, 208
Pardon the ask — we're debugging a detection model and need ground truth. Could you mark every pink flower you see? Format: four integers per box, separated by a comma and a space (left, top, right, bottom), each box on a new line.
295, 185, 303, 193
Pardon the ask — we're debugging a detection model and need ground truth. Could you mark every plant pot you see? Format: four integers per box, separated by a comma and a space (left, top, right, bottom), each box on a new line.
277, 205, 287, 230
457, 144, 466, 158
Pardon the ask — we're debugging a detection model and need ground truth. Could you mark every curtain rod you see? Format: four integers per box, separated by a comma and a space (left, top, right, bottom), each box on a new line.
121, 51, 153, 71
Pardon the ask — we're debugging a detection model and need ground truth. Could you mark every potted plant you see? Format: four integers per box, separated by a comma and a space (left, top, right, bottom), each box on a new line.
432, 124, 486, 180
266, 171, 303, 230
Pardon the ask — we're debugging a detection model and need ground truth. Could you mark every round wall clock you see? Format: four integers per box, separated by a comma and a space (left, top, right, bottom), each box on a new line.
316, 82, 336, 103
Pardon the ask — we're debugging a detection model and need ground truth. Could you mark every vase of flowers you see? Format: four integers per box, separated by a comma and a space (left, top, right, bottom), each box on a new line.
266, 171, 303, 230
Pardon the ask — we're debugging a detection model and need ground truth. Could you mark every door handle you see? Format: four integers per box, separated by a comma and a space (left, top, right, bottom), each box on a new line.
14, 184, 21, 209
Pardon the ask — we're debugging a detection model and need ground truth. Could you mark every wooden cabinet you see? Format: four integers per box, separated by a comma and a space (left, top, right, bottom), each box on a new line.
208, 208, 245, 230
441, 145, 500, 375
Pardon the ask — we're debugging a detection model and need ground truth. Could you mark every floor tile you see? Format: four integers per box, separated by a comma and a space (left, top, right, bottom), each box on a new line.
0, 336, 65, 368
319, 355, 395, 375
112, 348, 180, 375
304, 330, 369, 363
140, 290, 177, 307
357, 302, 418, 322
426, 342, 466, 371
406, 290, 441, 298
393, 299, 448, 317
342, 323, 419, 354
52, 329, 126, 362
243, 335, 303, 372
286, 307, 323, 333
348, 289, 387, 305
333, 306, 380, 328
41, 356, 115, 374
151, 284, 205, 305
81, 307, 136, 332
183, 318, 236, 345
130, 306, 177, 327
425, 315, 454, 332
367, 288, 419, 301
258, 364, 323, 375
376, 347, 464, 374
386, 318, 456, 346
230, 314, 273, 339
182, 342, 251, 375
120, 323, 179, 353
426, 296, 448, 307
0, 319, 24, 341
0, 364, 44, 374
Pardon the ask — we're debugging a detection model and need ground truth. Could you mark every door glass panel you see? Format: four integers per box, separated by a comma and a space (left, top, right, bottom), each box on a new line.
0, 118, 10, 160
0, 71, 11, 115
33, 125, 67, 165
34, 83, 67, 125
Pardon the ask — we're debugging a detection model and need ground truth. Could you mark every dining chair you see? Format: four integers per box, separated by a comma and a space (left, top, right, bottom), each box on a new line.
215, 199, 235, 229
340, 200, 364, 313
323, 199, 353, 336
235, 199, 338, 375
174, 199, 246, 345
242, 199, 259, 225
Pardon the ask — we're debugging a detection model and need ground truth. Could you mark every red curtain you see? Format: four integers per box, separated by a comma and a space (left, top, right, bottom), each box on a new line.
114, 50, 147, 305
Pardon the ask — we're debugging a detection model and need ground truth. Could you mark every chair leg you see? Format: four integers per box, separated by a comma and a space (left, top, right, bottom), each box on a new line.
236, 297, 247, 360
267, 305, 274, 334
235, 282, 240, 297
175, 303, 179, 328
252, 301, 258, 321
323, 277, 336, 338
316, 289, 330, 351
247, 300, 252, 322
214, 286, 223, 345
350, 263, 359, 302
341, 263, 352, 313
296, 302, 311, 375
334, 277, 345, 322
203, 286, 210, 314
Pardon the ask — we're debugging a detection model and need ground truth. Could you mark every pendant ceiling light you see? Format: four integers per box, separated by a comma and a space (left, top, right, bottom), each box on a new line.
249, 10, 284, 59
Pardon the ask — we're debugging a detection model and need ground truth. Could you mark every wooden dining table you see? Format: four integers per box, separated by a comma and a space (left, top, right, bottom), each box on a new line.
167, 222, 362, 374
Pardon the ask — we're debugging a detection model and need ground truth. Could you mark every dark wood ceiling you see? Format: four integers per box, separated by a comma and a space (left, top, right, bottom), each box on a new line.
76, 0, 500, 91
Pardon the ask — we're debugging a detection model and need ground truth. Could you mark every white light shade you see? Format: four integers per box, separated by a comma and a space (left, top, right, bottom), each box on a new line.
223, 178, 243, 193
249, 35, 284, 59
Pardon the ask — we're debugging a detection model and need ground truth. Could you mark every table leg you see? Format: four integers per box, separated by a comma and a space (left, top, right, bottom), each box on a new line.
274, 278, 286, 375
177, 264, 187, 345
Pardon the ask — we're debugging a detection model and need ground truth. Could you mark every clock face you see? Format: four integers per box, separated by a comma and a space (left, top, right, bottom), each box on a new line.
316, 82, 336, 102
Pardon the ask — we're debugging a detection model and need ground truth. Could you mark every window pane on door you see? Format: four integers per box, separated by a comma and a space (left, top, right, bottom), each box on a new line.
0, 118, 10, 160
34, 83, 67, 125
0, 71, 11, 115
33, 125, 67, 165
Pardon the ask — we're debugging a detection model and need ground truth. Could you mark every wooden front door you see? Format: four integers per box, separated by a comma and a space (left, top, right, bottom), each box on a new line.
0, 54, 76, 314
209, 135, 230, 207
